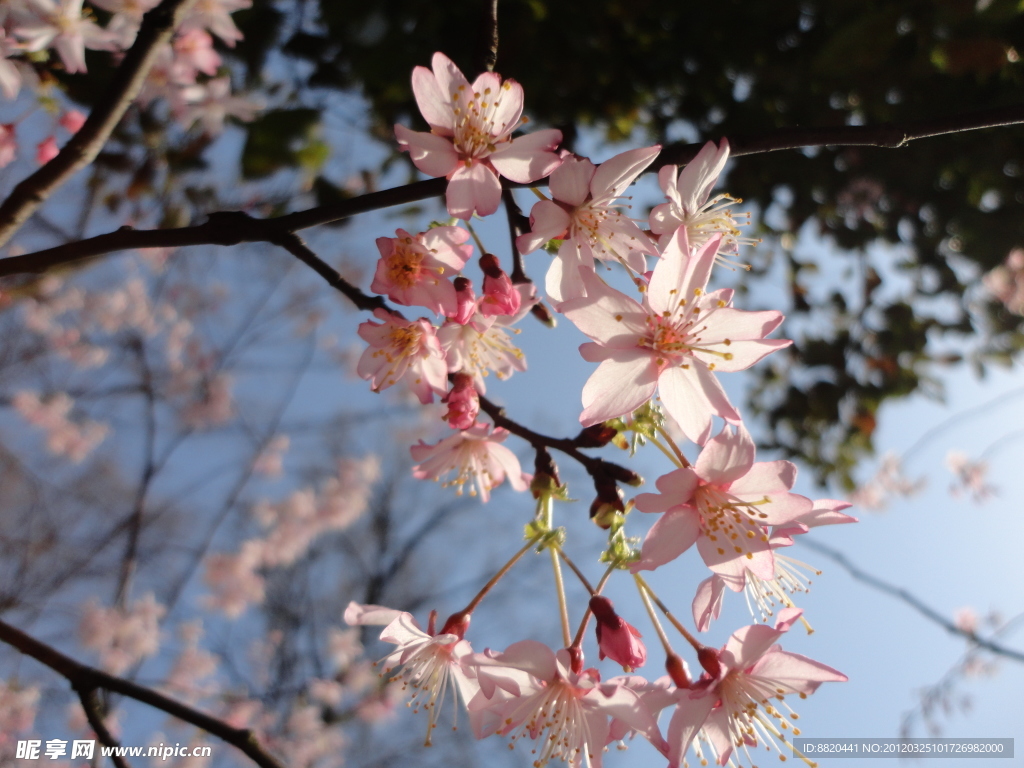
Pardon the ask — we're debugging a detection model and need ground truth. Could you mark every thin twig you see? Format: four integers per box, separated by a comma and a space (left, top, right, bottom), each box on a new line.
800, 539, 1024, 664
0, 0, 198, 248
6, 103, 1024, 278
77, 687, 132, 768
0, 620, 287, 768
478, 0, 499, 73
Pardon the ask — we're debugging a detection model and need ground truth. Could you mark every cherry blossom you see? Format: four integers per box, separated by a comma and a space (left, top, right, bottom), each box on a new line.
946, 450, 997, 502
357, 309, 448, 403
666, 610, 846, 767
395, 52, 562, 219
36, 136, 58, 164
411, 423, 528, 501
560, 230, 790, 443
632, 424, 812, 582
437, 311, 527, 394
179, 0, 251, 46
202, 539, 266, 618
649, 140, 752, 261
0, 680, 40, 735
693, 499, 856, 630
983, 247, 1024, 316
79, 593, 166, 675
0, 124, 16, 167
590, 596, 647, 671
370, 226, 472, 315
181, 76, 262, 135
0, 29, 22, 99
14, 0, 116, 74
58, 109, 86, 133
442, 372, 480, 429
478, 253, 521, 317
345, 602, 479, 746
469, 641, 664, 768
88, 0, 160, 48
516, 146, 660, 302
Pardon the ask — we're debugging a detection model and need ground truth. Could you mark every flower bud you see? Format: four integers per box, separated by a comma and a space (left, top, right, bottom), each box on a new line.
566, 644, 584, 675
442, 373, 479, 430
439, 610, 471, 639
697, 645, 721, 678
590, 595, 646, 671
574, 423, 619, 448
450, 277, 477, 324
665, 652, 691, 688
478, 253, 521, 317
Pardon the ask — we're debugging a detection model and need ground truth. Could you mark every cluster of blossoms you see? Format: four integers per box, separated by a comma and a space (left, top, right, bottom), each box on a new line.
344, 52, 854, 767
0, 0, 259, 169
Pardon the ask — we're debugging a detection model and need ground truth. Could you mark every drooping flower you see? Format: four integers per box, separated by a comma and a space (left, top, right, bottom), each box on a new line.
589, 596, 646, 671
442, 372, 479, 430
560, 230, 790, 443
516, 146, 661, 301
632, 424, 812, 582
395, 52, 562, 219
478, 253, 521, 317
410, 423, 528, 501
469, 641, 664, 768
437, 310, 528, 394
370, 226, 472, 315
693, 499, 857, 630
356, 309, 448, 404
666, 610, 846, 768
649, 139, 753, 259
344, 602, 479, 747
15, 0, 116, 74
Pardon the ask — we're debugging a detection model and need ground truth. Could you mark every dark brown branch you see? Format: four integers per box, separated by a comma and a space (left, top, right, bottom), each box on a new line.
478, 394, 641, 487
77, 687, 132, 768
5, 102, 1024, 279
800, 539, 1024, 664
0, 619, 287, 768
477, 0, 500, 73
0, 0, 198, 248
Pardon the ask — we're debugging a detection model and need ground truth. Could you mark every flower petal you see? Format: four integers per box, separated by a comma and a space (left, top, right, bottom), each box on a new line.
489, 128, 562, 183
395, 123, 459, 177
446, 161, 502, 219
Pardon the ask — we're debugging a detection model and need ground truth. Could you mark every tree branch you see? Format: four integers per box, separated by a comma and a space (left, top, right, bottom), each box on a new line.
0, 620, 287, 768
800, 539, 1024, 664
77, 687, 132, 768
5, 103, 1024, 279
0, 0, 198, 248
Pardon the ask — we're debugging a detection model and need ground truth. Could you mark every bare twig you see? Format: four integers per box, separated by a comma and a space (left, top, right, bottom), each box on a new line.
0, 0, 198, 248
77, 687, 132, 768
478, 0, 500, 73
6, 103, 1024, 279
0, 620, 287, 768
800, 539, 1024, 663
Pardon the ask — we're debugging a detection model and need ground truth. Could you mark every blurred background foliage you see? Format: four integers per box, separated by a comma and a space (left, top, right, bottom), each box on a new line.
64, 0, 1024, 488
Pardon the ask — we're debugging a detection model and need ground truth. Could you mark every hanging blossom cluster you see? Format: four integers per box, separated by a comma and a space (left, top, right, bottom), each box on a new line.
345, 52, 855, 768
0, 0, 259, 170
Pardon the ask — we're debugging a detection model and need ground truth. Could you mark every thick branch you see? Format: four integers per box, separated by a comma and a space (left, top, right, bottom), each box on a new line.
5, 103, 1024, 279
800, 539, 1024, 664
0, 620, 286, 768
478, 395, 641, 487
0, 0, 198, 248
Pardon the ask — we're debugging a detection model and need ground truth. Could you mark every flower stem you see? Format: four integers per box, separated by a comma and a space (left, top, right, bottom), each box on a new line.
550, 547, 572, 648
464, 220, 488, 255
648, 434, 685, 468
557, 550, 595, 594
634, 573, 674, 655
461, 535, 541, 615
656, 425, 691, 468
634, 573, 701, 650
569, 564, 616, 649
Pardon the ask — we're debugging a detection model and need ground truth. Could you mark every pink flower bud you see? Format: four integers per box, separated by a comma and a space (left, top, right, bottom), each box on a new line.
442, 373, 479, 430
478, 253, 521, 317
665, 652, 690, 688
36, 137, 58, 165
59, 110, 87, 134
450, 276, 478, 325
590, 595, 646, 670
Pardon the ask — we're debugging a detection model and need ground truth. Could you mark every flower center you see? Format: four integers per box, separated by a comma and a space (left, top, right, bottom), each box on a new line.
694, 485, 771, 561
450, 82, 518, 159
386, 239, 427, 288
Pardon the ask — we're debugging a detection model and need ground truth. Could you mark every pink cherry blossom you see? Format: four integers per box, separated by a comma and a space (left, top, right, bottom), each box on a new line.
202, 539, 266, 618
666, 610, 846, 767
983, 247, 1024, 315
516, 146, 660, 302
0, 124, 17, 167
36, 136, 58, 164
632, 424, 812, 583
442, 372, 479, 429
589, 596, 646, 671
0, 29, 23, 99
693, 499, 856, 630
15, 0, 116, 74
649, 139, 751, 259
450, 276, 478, 324
469, 641, 663, 768
560, 230, 790, 442
946, 450, 996, 502
58, 109, 86, 133
344, 602, 479, 746
437, 312, 527, 394
356, 309, 448, 403
179, 0, 251, 47
0, 679, 41, 735
79, 593, 166, 675
369, 225, 472, 315
395, 52, 562, 219
181, 76, 262, 135
410, 423, 528, 501
478, 253, 521, 317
